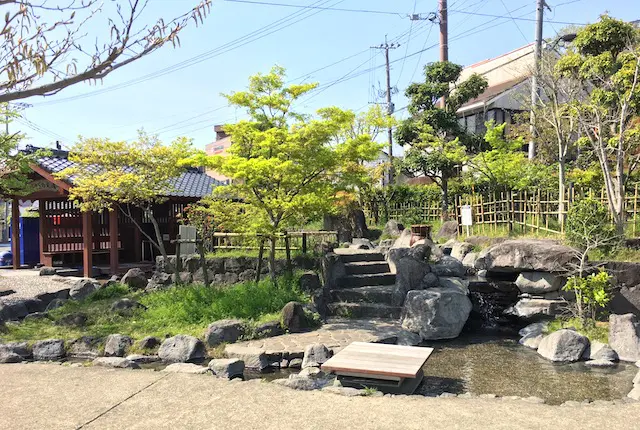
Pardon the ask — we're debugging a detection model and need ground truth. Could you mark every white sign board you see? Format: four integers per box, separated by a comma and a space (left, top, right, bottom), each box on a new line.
461, 205, 473, 226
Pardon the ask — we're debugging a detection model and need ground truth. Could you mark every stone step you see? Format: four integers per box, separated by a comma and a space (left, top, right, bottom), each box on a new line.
344, 261, 391, 275
334, 250, 386, 263
338, 273, 396, 288
331, 285, 396, 303
328, 302, 402, 319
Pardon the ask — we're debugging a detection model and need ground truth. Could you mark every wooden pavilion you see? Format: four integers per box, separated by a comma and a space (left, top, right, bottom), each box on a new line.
5, 147, 221, 277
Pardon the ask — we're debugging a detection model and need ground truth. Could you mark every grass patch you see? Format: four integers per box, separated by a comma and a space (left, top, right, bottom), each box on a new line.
546, 317, 609, 344
3, 275, 310, 343
589, 247, 640, 263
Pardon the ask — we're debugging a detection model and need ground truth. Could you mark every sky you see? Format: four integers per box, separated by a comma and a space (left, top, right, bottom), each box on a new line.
11, 0, 640, 152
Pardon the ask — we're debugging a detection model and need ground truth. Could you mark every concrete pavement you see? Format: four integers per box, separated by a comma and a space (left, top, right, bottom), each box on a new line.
1, 363, 640, 429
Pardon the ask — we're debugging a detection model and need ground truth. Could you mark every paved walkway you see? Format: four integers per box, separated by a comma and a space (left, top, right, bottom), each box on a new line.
228, 319, 404, 357
2, 363, 640, 429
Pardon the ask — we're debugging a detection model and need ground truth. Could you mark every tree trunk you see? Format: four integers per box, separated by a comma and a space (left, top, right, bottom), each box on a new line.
268, 236, 277, 286
147, 208, 168, 259
558, 156, 566, 226
118, 204, 166, 259
441, 178, 449, 221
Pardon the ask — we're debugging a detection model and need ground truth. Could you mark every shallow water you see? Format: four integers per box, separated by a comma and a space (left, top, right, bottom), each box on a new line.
417, 334, 636, 405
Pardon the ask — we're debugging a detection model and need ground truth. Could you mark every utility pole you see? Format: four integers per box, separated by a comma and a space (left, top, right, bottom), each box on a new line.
372, 36, 399, 185
529, 0, 549, 160
439, 0, 448, 62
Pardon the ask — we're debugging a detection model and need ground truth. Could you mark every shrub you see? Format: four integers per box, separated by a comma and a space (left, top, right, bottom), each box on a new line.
563, 271, 612, 321
565, 198, 618, 252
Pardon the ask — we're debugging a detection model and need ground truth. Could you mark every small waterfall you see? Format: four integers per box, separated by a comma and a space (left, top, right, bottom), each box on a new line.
466, 276, 520, 332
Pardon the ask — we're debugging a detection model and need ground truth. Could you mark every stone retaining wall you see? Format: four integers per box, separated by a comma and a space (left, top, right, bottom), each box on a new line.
150, 254, 320, 289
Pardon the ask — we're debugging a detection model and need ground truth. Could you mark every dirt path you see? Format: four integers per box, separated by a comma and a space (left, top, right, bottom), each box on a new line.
2, 363, 640, 429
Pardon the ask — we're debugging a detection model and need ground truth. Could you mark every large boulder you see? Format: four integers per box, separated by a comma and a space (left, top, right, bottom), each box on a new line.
435, 221, 459, 241
506, 298, 564, 320
208, 358, 245, 379
104, 334, 133, 357
32, 339, 65, 361
110, 298, 146, 316
475, 240, 577, 273
281, 302, 306, 333
609, 314, 640, 362
138, 336, 161, 350
120, 268, 148, 290
298, 272, 322, 293
158, 335, 206, 363
0, 300, 29, 321
93, 357, 140, 369
449, 242, 474, 262
437, 277, 469, 294
68, 336, 102, 359
401, 288, 472, 340
301, 343, 331, 369
431, 256, 466, 278
515, 272, 564, 294
204, 319, 245, 347
69, 279, 100, 300
0, 342, 31, 359
462, 252, 478, 269
388, 245, 431, 296
224, 344, 269, 370
584, 341, 618, 362
383, 220, 404, 238
537, 329, 589, 362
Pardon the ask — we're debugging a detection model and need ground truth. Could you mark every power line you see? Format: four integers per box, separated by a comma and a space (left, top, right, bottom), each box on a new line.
499, 0, 528, 42
395, 0, 420, 86
409, 23, 435, 82
223, 0, 410, 17
448, 8, 586, 25
33, 0, 342, 107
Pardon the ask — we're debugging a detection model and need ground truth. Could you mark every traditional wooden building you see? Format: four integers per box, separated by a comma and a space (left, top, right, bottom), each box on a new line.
6, 147, 221, 277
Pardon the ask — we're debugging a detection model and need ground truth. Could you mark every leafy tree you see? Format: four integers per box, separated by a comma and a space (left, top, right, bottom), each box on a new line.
0, 104, 46, 195
396, 61, 488, 219
0, 0, 212, 103
57, 133, 199, 259
531, 51, 582, 224
188, 66, 380, 282
467, 121, 555, 193
555, 16, 640, 233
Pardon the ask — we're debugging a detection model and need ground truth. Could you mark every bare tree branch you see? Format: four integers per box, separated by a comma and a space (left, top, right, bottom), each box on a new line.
0, 0, 212, 103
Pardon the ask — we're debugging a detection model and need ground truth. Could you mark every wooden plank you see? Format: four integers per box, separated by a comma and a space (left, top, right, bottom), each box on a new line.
321, 342, 433, 379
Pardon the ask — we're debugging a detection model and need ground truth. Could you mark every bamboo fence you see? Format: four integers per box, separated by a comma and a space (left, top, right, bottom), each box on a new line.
363, 185, 640, 236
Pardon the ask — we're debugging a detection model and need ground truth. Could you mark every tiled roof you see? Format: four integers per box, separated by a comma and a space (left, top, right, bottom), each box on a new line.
36, 155, 222, 198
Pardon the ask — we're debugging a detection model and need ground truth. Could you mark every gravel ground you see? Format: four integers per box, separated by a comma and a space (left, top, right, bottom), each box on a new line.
0, 269, 80, 303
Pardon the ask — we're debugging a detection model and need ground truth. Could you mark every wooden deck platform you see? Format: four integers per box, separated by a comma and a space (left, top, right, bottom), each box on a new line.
321, 342, 433, 394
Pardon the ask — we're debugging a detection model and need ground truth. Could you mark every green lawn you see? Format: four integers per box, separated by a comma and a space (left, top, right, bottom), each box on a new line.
2, 275, 310, 345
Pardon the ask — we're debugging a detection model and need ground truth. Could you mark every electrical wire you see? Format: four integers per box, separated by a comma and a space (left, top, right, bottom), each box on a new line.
222, 0, 408, 17
33, 0, 342, 107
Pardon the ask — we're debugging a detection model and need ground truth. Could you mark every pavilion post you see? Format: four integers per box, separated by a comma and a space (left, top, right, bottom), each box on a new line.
38, 199, 52, 267
11, 198, 20, 270
82, 210, 93, 278
133, 207, 142, 262
109, 209, 119, 275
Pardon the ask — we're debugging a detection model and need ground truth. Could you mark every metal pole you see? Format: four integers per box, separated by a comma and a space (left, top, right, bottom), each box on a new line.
439, 0, 448, 62
529, 0, 545, 160
384, 39, 395, 184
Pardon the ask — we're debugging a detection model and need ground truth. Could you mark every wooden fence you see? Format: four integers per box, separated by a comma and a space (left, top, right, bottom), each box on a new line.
364, 185, 640, 236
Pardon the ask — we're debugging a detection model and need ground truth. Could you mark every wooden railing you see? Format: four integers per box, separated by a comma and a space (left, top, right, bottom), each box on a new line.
208, 231, 339, 254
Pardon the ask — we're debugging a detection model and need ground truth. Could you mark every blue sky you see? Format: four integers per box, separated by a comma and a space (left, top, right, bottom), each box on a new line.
14, 0, 640, 151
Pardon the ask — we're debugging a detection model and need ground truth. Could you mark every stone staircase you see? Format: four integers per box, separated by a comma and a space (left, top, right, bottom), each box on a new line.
327, 249, 401, 319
